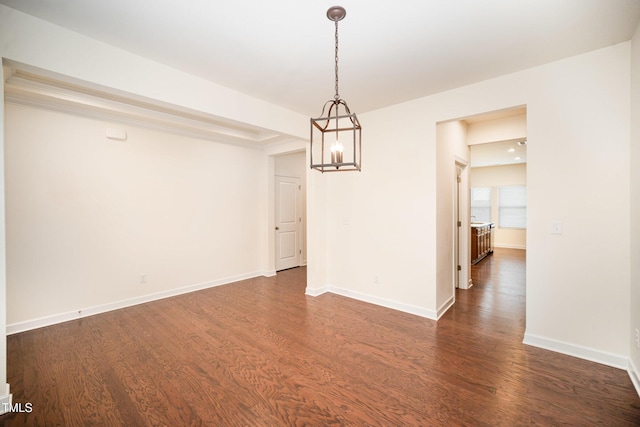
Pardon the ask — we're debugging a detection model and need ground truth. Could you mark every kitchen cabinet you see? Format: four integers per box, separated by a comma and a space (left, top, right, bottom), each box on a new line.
471, 222, 494, 264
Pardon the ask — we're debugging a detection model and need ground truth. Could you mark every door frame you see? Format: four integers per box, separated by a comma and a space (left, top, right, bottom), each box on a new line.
455, 158, 471, 290
267, 148, 307, 275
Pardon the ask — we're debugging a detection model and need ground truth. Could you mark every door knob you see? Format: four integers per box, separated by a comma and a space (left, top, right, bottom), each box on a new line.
275, 226, 280, 230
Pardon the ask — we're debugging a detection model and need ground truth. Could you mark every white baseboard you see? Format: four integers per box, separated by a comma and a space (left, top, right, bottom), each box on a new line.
629, 358, 640, 397
262, 269, 277, 277
437, 295, 455, 319
0, 384, 11, 416
7, 271, 266, 335
493, 244, 526, 250
305, 285, 329, 297
523, 332, 628, 370
307, 285, 438, 320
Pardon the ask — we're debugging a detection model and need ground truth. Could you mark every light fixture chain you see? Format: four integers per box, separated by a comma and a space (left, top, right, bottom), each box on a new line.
334, 18, 339, 101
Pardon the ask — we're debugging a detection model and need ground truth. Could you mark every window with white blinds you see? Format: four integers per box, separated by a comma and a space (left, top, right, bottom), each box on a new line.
499, 185, 527, 229
470, 187, 492, 222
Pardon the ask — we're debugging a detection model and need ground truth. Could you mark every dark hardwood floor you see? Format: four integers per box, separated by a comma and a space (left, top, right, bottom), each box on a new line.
2, 248, 639, 425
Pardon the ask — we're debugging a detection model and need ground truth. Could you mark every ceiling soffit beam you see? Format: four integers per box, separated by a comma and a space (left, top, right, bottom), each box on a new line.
4, 68, 293, 149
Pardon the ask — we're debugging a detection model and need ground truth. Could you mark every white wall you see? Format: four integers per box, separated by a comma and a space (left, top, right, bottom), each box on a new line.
4, 103, 269, 327
308, 42, 632, 367
630, 21, 640, 386
523, 45, 630, 366
304, 163, 328, 294
467, 114, 526, 146
326, 106, 437, 318
0, 65, 8, 412
470, 164, 527, 249
436, 121, 470, 304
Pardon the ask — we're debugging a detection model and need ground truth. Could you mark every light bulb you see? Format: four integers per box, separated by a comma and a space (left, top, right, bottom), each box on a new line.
330, 140, 343, 164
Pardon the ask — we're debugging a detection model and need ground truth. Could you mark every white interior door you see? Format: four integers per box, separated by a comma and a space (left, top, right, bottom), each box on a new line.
275, 176, 301, 271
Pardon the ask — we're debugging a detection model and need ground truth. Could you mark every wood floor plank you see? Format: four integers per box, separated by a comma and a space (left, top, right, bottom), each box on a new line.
2, 249, 639, 425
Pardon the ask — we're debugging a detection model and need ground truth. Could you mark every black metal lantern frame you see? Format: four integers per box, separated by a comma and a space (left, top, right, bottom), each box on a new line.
310, 6, 361, 173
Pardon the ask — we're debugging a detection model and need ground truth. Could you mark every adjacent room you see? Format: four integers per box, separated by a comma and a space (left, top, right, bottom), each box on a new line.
0, 0, 639, 424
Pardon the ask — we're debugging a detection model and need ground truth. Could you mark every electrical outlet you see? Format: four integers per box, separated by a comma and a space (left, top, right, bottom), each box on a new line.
139, 274, 147, 284
635, 328, 640, 349
374, 275, 380, 284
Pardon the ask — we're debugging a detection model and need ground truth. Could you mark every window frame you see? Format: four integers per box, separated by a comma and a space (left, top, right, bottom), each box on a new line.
498, 185, 527, 229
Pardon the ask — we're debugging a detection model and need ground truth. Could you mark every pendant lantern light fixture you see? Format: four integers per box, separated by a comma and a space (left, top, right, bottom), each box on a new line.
310, 6, 362, 172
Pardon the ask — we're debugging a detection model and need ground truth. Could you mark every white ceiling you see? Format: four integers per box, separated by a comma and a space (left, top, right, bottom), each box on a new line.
469, 139, 527, 168
2, 0, 640, 117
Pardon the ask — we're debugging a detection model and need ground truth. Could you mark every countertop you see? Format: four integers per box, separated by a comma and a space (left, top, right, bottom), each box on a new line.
470, 222, 495, 228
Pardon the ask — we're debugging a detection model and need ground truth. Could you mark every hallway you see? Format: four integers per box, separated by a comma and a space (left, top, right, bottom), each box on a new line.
446, 247, 639, 424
